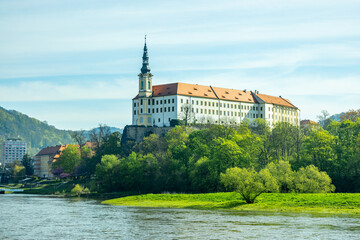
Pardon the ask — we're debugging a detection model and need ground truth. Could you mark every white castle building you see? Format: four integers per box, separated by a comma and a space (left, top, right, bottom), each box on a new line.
132, 40, 300, 127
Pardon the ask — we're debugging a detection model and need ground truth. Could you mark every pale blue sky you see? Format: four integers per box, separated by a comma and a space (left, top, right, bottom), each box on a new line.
0, 0, 359, 130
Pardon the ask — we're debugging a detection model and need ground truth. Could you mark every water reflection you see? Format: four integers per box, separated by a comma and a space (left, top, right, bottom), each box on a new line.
0, 194, 359, 239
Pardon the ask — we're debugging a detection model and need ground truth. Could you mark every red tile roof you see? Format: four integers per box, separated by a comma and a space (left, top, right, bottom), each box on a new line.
133, 82, 297, 108
255, 93, 297, 108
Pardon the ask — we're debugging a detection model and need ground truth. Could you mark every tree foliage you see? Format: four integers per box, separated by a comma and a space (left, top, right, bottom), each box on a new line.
221, 167, 279, 203
52, 144, 81, 174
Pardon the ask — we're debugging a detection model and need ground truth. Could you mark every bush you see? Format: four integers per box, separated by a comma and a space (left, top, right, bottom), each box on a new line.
71, 184, 90, 197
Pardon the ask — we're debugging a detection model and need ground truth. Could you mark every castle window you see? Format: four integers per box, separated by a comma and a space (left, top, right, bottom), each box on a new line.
192, 100, 194, 104
261, 114, 263, 118
152, 99, 155, 105
164, 108, 166, 112
152, 109, 155, 113
196, 109, 198, 113
213, 110, 215, 114
168, 118, 171, 122
140, 99, 143, 105
260, 107, 263, 111
156, 108, 159, 113
158, 118, 160, 122
134, 103, 136, 107
168, 107, 170, 112
140, 108, 143, 113
148, 99, 151, 105
160, 108, 163, 112
196, 100, 199, 105
172, 106, 174, 111
186, 99, 189, 104
181, 107, 183, 112
134, 110, 136, 115
172, 99, 175, 103
201, 109, 203, 114
148, 109, 150, 113
205, 109, 207, 114
160, 100, 163, 104
148, 81, 150, 89
141, 81, 144, 90
205, 102, 207, 106
181, 99, 183, 104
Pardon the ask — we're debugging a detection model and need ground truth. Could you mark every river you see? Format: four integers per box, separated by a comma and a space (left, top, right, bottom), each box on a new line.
1, 194, 359, 239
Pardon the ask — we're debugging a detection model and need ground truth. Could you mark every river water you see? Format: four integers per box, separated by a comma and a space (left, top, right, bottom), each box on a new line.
1, 194, 359, 239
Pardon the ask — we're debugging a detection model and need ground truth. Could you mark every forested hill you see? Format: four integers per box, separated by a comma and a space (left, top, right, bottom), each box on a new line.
0, 106, 73, 156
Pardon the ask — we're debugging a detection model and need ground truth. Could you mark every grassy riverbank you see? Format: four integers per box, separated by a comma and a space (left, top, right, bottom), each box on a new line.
102, 192, 360, 215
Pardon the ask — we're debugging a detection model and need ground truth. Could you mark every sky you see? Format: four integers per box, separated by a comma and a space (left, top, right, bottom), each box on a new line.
0, 0, 359, 130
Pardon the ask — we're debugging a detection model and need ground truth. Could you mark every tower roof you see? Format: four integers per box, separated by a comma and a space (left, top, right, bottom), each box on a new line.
141, 35, 151, 74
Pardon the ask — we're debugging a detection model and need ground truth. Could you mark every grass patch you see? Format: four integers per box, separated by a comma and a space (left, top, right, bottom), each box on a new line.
102, 192, 360, 215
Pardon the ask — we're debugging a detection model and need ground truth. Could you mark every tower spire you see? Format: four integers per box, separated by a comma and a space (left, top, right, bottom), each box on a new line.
141, 35, 150, 74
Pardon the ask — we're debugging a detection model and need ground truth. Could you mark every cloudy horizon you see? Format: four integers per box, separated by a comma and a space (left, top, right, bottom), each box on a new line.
1, 0, 359, 130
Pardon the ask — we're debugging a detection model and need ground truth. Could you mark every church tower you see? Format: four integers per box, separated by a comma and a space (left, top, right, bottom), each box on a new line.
136, 36, 153, 126
138, 36, 153, 97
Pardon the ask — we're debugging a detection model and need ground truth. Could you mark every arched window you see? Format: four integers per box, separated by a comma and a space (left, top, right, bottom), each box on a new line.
141, 81, 144, 90
148, 81, 150, 89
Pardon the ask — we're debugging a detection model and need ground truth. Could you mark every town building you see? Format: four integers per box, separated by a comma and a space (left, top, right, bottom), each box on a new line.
1, 138, 26, 166
34, 145, 66, 179
34, 142, 95, 179
132, 40, 300, 127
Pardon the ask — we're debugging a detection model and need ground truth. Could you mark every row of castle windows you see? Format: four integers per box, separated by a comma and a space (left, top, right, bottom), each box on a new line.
180, 107, 262, 118
134, 98, 175, 107
134, 106, 176, 115
180, 98, 262, 111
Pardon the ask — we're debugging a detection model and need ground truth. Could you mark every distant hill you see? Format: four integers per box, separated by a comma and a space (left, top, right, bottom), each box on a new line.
0, 106, 74, 156
329, 113, 344, 122
82, 126, 123, 139
0, 106, 123, 157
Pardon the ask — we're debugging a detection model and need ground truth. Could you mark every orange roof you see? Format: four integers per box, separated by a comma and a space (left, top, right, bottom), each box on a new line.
133, 82, 297, 108
256, 93, 297, 109
211, 86, 256, 103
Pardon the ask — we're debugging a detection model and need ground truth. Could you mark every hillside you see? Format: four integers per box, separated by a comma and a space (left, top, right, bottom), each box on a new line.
0, 106, 124, 157
0, 106, 74, 156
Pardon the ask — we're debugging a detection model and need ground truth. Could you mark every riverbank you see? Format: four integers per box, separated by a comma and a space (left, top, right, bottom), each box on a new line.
102, 192, 360, 215
0, 180, 139, 199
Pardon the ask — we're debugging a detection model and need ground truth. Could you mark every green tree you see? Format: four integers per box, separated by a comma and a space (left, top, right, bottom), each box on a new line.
301, 129, 336, 172
294, 165, 335, 193
52, 144, 81, 174
265, 161, 295, 193
221, 167, 279, 203
13, 164, 26, 182
95, 155, 121, 192
21, 154, 34, 176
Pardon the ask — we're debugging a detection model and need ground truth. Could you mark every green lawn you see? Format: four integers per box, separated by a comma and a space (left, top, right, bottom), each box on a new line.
102, 192, 360, 215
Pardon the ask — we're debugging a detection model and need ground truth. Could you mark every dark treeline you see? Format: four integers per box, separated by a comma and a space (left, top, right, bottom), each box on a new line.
88, 117, 360, 194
